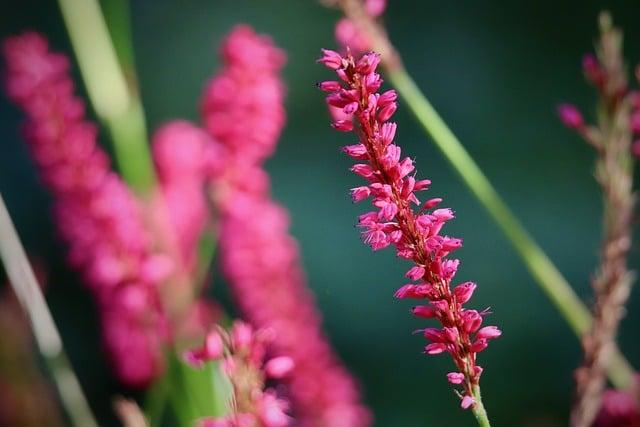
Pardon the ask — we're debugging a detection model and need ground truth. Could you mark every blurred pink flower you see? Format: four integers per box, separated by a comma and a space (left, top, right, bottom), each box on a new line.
187, 322, 293, 427
3, 32, 168, 387
334, 0, 386, 53
202, 25, 371, 427
152, 120, 212, 269
594, 386, 640, 427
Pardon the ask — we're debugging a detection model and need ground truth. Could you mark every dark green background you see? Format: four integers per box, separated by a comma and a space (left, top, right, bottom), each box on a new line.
2, 1, 640, 426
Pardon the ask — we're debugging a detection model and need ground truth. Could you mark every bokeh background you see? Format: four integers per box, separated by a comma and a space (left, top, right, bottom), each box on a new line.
2, 1, 640, 426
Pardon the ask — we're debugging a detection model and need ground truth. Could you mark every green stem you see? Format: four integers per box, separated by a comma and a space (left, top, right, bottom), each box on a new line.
144, 373, 169, 427
57, 0, 156, 194
471, 386, 491, 427
387, 68, 635, 389
0, 194, 99, 427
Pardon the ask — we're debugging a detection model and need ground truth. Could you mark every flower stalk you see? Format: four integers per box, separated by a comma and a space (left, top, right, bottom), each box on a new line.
0, 194, 98, 427
318, 48, 499, 422
57, 0, 156, 194
560, 13, 638, 427
334, 0, 636, 389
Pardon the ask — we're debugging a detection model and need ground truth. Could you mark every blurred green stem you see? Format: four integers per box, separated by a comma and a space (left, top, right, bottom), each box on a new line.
57, 0, 156, 194
144, 373, 169, 427
472, 386, 491, 427
0, 194, 99, 427
387, 69, 634, 389
337, 0, 634, 389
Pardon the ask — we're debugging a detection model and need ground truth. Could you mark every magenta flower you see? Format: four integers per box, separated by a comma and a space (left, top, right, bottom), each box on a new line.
185, 322, 293, 427
557, 103, 585, 130
318, 49, 500, 408
3, 32, 169, 387
202, 25, 371, 426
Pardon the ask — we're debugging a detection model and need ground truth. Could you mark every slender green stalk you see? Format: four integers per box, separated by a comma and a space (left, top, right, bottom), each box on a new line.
144, 373, 169, 427
57, 0, 156, 194
471, 386, 491, 427
0, 194, 99, 427
387, 69, 635, 388
336, 0, 635, 389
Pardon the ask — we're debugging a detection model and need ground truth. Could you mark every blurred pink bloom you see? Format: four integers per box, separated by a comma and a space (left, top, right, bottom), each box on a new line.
319, 49, 500, 409
188, 322, 292, 427
557, 103, 585, 130
3, 32, 168, 387
334, 0, 386, 53
202, 25, 371, 427
594, 386, 640, 427
201, 24, 285, 165
152, 120, 211, 269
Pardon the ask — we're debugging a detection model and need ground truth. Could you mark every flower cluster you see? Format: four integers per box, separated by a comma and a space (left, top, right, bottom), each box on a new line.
3, 32, 169, 387
318, 49, 500, 408
184, 322, 293, 427
335, 0, 386, 53
202, 26, 371, 426
152, 120, 211, 271
201, 24, 286, 166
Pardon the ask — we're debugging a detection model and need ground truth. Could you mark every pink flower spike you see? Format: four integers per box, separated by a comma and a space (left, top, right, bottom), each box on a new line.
319, 50, 498, 411
265, 356, 295, 379
461, 395, 476, 410
632, 140, 640, 158
447, 372, 465, 385
558, 103, 584, 129
476, 326, 502, 340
